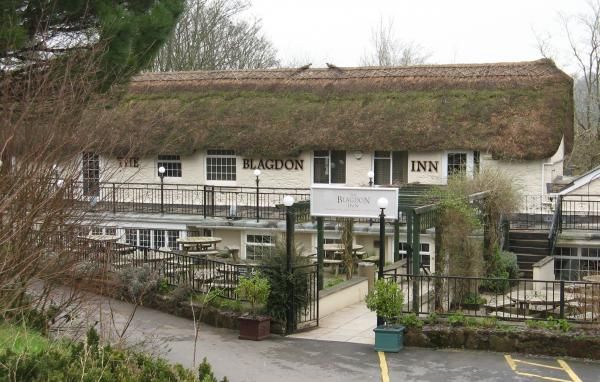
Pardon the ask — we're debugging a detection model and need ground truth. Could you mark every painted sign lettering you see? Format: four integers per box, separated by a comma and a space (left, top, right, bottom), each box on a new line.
410, 160, 438, 173
242, 159, 304, 171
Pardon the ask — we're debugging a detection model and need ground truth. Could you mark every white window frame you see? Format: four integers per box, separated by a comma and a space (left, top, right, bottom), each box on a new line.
312, 150, 346, 185
205, 149, 237, 184
555, 246, 600, 280
398, 241, 432, 272
442, 150, 475, 182
157, 155, 182, 178
245, 233, 276, 261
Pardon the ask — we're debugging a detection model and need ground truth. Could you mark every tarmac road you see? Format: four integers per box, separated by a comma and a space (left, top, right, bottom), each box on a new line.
76, 296, 600, 382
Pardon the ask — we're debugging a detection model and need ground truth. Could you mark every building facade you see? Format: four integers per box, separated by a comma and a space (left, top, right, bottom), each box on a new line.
74, 59, 575, 274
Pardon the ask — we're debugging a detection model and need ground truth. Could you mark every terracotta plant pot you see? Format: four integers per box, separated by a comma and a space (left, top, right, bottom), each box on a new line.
238, 315, 271, 341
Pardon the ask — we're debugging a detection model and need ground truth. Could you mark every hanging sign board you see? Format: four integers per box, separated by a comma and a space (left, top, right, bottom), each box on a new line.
310, 185, 399, 219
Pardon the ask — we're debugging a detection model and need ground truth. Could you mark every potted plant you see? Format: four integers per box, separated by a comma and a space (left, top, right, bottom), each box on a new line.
235, 272, 271, 341
366, 278, 405, 352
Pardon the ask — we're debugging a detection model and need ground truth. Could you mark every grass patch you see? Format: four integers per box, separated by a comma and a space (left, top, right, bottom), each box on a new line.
0, 323, 49, 354
325, 276, 345, 289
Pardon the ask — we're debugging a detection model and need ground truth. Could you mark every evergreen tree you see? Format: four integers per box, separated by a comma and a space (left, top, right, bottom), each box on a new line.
0, 0, 184, 88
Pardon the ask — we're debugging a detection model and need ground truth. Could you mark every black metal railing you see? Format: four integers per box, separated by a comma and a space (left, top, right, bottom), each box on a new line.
71, 238, 266, 299
63, 181, 310, 222
66, 237, 320, 332
510, 194, 600, 232
510, 194, 554, 230
382, 272, 600, 323
548, 195, 562, 256
560, 194, 600, 231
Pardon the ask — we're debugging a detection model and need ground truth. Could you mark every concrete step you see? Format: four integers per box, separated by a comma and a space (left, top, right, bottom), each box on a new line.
509, 238, 549, 248
509, 246, 550, 256
509, 231, 549, 240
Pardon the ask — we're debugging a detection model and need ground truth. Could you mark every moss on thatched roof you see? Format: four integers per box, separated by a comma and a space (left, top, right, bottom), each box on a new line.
86, 59, 573, 159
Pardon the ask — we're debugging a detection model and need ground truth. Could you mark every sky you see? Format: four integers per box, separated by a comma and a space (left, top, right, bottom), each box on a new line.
246, 0, 592, 74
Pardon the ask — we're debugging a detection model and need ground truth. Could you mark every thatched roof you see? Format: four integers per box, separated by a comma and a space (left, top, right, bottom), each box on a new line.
87, 59, 573, 159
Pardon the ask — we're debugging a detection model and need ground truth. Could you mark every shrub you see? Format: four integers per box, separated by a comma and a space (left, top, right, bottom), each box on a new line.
117, 265, 159, 305
198, 357, 229, 382
235, 273, 270, 316
462, 292, 487, 306
448, 312, 466, 327
260, 241, 311, 329
480, 250, 518, 294
0, 326, 204, 381
398, 313, 423, 328
525, 317, 572, 333
425, 312, 439, 325
365, 279, 404, 325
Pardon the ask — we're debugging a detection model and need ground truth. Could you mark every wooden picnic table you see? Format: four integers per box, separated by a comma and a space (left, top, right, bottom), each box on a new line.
322, 244, 364, 258
177, 236, 222, 254
510, 291, 576, 316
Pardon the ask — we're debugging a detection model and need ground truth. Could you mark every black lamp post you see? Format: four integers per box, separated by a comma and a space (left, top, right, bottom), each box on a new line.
283, 195, 295, 333
158, 166, 165, 214
254, 169, 261, 222
368, 170, 374, 187
377, 197, 388, 327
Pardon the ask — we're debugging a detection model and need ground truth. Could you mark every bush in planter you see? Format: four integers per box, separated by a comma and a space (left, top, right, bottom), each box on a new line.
365, 279, 405, 352
235, 273, 270, 316
235, 273, 271, 341
366, 279, 404, 325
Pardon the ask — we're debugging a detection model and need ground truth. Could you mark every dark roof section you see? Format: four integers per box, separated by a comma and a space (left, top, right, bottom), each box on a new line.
87, 59, 573, 159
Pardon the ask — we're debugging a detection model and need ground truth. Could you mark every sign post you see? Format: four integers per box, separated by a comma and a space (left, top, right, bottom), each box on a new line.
310, 186, 399, 220
310, 186, 399, 327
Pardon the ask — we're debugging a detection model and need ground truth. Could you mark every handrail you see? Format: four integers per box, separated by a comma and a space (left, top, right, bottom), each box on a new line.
547, 195, 562, 256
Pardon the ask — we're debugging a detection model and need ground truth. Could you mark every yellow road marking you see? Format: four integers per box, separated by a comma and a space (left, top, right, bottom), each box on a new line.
513, 359, 564, 370
504, 354, 583, 382
377, 351, 390, 382
557, 360, 583, 382
504, 355, 517, 371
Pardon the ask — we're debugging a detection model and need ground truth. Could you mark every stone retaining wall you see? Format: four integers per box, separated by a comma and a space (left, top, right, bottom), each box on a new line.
405, 325, 600, 359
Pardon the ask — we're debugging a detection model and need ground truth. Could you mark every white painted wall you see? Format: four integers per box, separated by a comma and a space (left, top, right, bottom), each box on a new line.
481, 155, 545, 196
95, 146, 563, 201
407, 152, 445, 184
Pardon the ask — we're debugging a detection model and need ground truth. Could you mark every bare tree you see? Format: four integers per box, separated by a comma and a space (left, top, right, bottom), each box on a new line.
537, 1, 600, 172
152, 0, 279, 71
361, 18, 430, 67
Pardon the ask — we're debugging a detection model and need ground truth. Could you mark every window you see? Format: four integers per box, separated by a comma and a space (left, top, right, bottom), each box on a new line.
447, 152, 467, 176
91, 226, 103, 235
554, 247, 598, 281
206, 150, 236, 181
374, 151, 407, 185
246, 234, 275, 261
313, 150, 345, 184
474, 151, 480, 174
125, 229, 137, 246
398, 242, 431, 271
167, 230, 179, 250
153, 230, 165, 249
139, 229, 151, 248
105, 227, 116, 236
556, 247, 577, 256
157, 155, 182, 177
324, 237, 341, 245
82, 152, 100, 197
